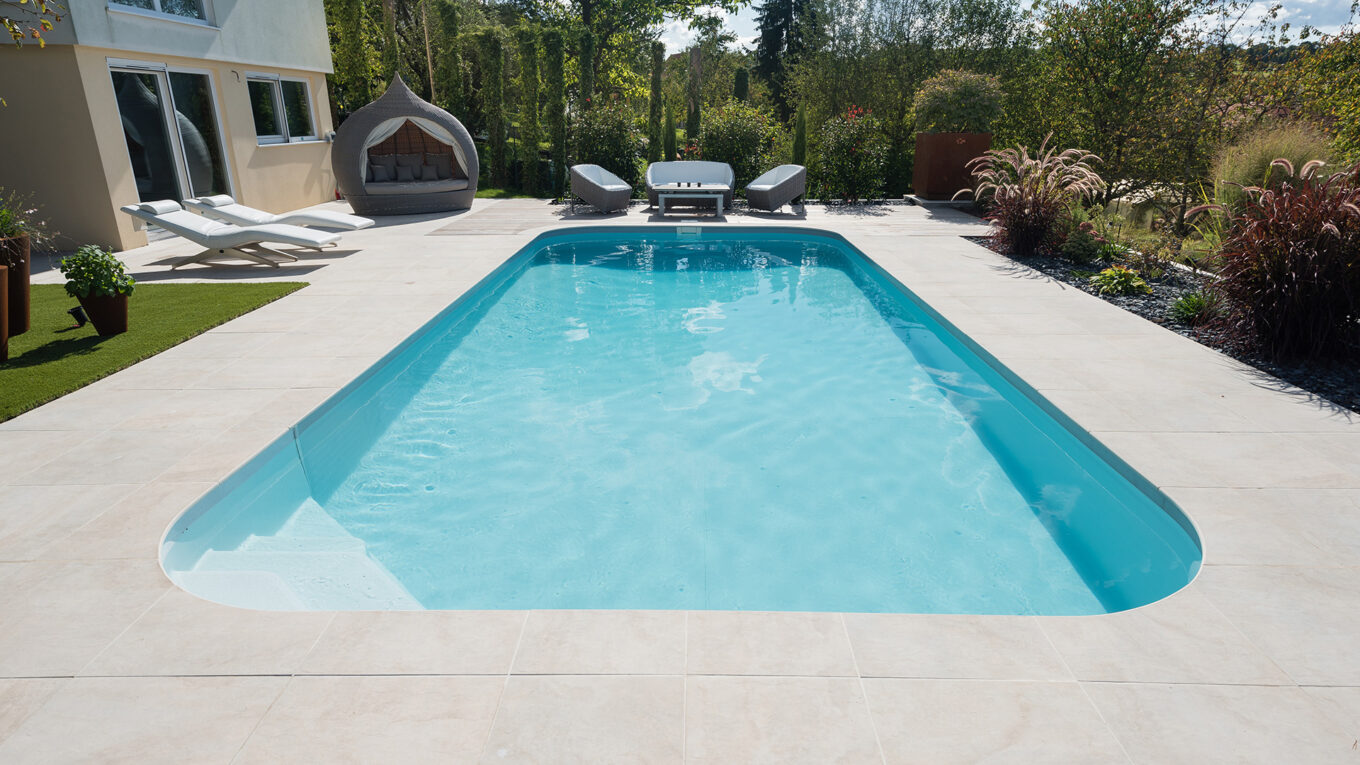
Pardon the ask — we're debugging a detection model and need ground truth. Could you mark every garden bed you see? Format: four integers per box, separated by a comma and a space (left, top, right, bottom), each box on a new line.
967, 236, 1360, 415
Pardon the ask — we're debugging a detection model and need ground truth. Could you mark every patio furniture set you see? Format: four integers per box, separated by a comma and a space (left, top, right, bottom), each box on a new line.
571, 161, 807, 216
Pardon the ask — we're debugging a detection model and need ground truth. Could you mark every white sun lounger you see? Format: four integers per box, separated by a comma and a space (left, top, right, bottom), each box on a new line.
184, 195, 375, 231
120, 200, 341, 269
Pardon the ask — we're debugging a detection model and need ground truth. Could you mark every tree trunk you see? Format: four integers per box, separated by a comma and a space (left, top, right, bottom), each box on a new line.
422, 0, 436, 101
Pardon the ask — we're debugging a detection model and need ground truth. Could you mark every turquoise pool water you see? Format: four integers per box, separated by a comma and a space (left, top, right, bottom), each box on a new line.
162, 229, 1200, 613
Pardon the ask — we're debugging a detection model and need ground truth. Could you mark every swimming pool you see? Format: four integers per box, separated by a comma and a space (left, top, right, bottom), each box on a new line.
161, 228, 1200, 613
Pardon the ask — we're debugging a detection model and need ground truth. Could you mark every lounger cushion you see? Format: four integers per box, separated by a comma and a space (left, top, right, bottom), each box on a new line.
195, 195, 236, 208
364, 178, 470, 195
426, 153, 453, 179
138, 200, 183, 214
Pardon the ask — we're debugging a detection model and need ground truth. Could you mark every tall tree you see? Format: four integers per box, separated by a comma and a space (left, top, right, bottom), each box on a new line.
648, 41, 664, 162
664, 104, 678, 161
791, 102, 806, 164
517, 25, 542, 195
325, 0, 373, 118
579, 29, 596, 111
543, 27, 568, 194
480, 28, 507, 187
754, 0, 812, 120
686, 45, 702, 141
733, 67, 749, 101
381, 0, 399, 80
432, 0, 463, 116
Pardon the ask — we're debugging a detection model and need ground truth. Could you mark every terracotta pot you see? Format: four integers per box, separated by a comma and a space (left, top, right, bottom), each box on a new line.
78, 293, 129, 337
0, 265, 8, 361
912, 132, 992, 201
0, 233, 29, 337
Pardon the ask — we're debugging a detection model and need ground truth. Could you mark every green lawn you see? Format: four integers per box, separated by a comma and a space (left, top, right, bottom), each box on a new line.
0, 282, 306, 422
474, 186, 549, 199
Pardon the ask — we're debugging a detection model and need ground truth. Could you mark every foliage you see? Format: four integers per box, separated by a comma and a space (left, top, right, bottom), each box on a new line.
58, 246, 135, 299
912, 69, 1002, 134
542, 27, 567, 195
0, 188, 53, 249
1210, 122, 1334, 210
960, 135, 1105, 256
699, 100, 781, 187
1060, 220, 1106, 265
1195, 160, 1360, 360
648, 42, 664, 163
0, 283, 304, 423
1089, 265, 1151, 296
733, 67, 750, 102
479, 28, 507, 186
2, 0, 62, 48
1284, 27, 1360, 164
516, 26, 541, 195
573, 101, 643, 187
755, 0, 814, 120
663, 104, 678, 161
685, 46, 703, 140
819, 105, 888, 201
792, 103, 807, 165
579, 29, 595, 110
1168, 288, 1222, 326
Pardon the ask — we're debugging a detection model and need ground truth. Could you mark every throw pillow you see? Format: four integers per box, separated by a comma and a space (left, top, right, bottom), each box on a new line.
395, 153, 423, 169
369, 163, 392, 183
426, 153, 454, 180
396, 164, 415, 182
370, 153, 398, 175
420, 164, 439, 181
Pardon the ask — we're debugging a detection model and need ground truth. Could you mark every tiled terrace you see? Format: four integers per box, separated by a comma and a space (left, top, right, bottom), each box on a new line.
1, 198, 1358, 763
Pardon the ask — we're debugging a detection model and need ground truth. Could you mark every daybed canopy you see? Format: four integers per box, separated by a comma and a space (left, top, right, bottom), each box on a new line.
331, 75, 479, 215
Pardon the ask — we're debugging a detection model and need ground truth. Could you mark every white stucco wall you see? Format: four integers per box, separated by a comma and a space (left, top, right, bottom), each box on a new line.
57, 0, 333, 73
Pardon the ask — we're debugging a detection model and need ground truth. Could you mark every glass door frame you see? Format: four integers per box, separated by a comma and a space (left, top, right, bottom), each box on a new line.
107, 57, 235, 200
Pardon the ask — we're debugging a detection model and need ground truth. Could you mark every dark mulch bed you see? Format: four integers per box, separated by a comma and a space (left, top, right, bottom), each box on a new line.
966, 236, 1360, 415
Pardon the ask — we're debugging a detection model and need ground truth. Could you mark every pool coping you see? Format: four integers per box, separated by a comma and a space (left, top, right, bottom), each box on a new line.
2, 199, 1358, 762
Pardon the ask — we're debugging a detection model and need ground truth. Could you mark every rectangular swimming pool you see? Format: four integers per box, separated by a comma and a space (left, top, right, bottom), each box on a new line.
162, 228, 1200, 613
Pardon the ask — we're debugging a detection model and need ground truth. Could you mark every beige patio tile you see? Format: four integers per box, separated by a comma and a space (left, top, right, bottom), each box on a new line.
0, 676, 284, 764
0, 483, 140, 561
12, 429, 210, 486
844, 613, 1069, 681
1164, 487, 1360, 567
37, 480, 211, 561
0, 559, 169, 677
1195, 564, 1360, 685
512, 610, 684, 675
149, 329, 278, 358
184, 354, 372, 390
1303, 687, 1360, 742
0, 388, 163, 432
0, 430, 99, 478
865, 678, 1125, 764
480, 675, 683, 764
107, 387, 283, 432
0, 678, 65, 743
235, 676, 503, 764
1086, 681, 1354, 764
686, 676, 881, 764
1039, 587, 1291, 685
83, 588, 332, 676
1093, 431, 1358, 489
1218, 389, 1360, 434
101, 356, 233, 391
301, 610, 526, 675
155, 424, 288, 483
686, 611, 857, 677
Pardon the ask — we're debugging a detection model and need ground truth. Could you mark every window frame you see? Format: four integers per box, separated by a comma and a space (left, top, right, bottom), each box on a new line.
107, 0, 212, 26
246, 73, 318, 146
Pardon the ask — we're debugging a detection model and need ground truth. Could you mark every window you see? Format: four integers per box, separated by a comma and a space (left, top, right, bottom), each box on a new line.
109, 0, 207, 21
247, 76, 316, 144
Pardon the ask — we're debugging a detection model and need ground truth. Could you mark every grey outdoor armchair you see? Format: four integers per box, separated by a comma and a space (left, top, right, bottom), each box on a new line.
746, 165, 807, 212
570, 164, 633, 213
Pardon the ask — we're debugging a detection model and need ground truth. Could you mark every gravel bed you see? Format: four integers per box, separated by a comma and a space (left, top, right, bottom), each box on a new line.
965, 236, 1360, 415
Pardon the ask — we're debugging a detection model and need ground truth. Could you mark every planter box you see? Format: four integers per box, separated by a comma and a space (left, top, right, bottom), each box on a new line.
0, 234, 29, 337
913, 132, 992, 201
0, 265, 7, 361
78, 294, 129, 337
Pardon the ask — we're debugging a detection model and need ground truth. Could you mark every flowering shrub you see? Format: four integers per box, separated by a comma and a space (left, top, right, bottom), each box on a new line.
819, 105, 888, 202
699, 100, 781, 188
573, 102, 642, 187
913, 70, 1003, 134
958, 135, 1105, 256
1192, 160, 1360, 360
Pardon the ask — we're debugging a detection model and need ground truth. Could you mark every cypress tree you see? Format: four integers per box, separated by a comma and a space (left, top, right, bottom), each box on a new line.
792, 103, 806, 165
433, 1, 462, 116
647, 41, 664, 163
481, 29, 507, 187
543, 28, 567, 195
578, 30, 595, 112
664, 104, 677, 161
517, 26, 541, 195
734, 67, 749, 102
685, 46, 702, 143
380, 0, 399, 81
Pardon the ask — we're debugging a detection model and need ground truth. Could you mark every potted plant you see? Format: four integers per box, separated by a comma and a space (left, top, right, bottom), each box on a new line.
911, 70, 1003, 200
58, 245, 136, 337
0, 188, 53, 338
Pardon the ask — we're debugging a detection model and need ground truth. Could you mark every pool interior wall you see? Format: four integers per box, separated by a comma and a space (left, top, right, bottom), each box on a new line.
161, 227, 1201, 613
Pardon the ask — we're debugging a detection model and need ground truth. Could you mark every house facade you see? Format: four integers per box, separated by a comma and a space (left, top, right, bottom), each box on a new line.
0, 0, 336, 251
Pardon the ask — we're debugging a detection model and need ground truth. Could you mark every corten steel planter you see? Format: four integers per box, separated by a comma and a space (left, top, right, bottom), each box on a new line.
0, 233, 30, 337
0, 265, 8, 361
78, 294, 129, 337
913, 132, 992, 201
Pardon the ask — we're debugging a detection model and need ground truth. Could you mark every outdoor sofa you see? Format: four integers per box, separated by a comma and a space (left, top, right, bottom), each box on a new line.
645, 161, 735, 211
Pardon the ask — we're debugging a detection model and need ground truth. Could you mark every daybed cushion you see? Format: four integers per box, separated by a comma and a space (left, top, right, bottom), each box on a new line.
364, 178, 471, 195
371, 154, 398, 174
395, 153, 424, 169
420, 164, 439, 181
370, 164, 392, 183
426, 153, 453, 179
396, 165, 416, 182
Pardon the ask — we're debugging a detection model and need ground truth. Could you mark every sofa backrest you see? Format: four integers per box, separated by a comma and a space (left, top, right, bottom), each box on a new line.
646, 161, 734, 186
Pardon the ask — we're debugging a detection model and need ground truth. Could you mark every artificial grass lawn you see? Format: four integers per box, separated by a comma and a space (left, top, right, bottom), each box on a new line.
0, 282, 306, 422
474, 186, 548, 199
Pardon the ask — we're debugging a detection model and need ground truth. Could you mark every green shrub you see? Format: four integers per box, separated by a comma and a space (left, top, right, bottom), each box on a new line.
573, 101, 642, 187
1060, 220, 1105, 265
820, 105, 888, 202
59, 245, 135, 298
913, 70, 1003, 134
1168, 288, 1222, 326
1089, 265, 1150, 296
699, 100, 781, 188
1211, 122, 1333, 209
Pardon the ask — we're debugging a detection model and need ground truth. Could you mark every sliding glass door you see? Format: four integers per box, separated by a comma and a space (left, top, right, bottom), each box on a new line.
110, 64, 230, 202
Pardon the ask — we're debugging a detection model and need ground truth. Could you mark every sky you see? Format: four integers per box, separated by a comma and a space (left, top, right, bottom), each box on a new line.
658, 1, 1358, 54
